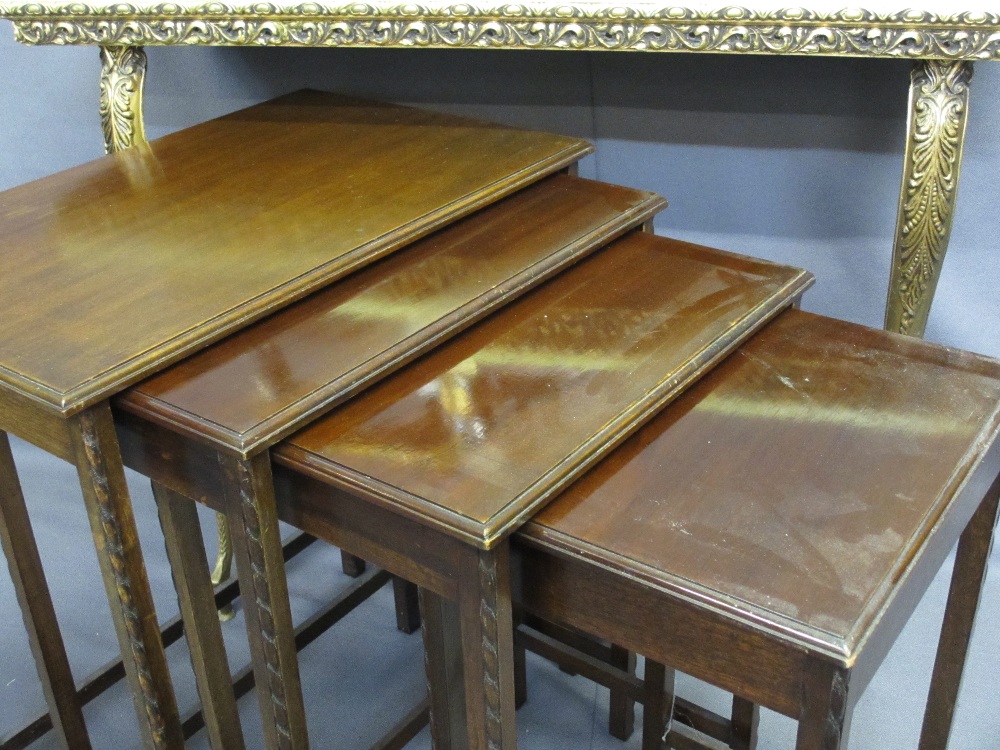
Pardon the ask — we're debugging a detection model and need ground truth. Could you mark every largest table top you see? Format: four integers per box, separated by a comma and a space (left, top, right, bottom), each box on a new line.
1, 0, 998, 59
0, 90, 588, 416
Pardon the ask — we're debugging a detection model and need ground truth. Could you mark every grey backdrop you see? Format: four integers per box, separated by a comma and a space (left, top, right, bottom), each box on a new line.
1, 25, 999, 749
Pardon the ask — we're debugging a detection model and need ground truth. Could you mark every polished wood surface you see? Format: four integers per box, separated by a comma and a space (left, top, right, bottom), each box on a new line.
111, 174, 662, 749
512, 309, 1000, 748
521, 309, 1000, 658
118, 175, 664, 456
276, 234, 813, 548
0, 89, 589, 415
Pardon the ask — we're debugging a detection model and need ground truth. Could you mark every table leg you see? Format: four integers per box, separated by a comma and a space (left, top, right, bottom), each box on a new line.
394, 577, 422, 634
917, 472, 1000, 750
641, 660, 673, 750
99, 45, 147, 154
795, 662, 853, 750
0, 432, 91, 750
608, 644, 636, 740
457, 542, 517, 750
729, 696, 759, 750
342, 551, 367, 576
68, 403, 183, 749
152, 481, 247, 750
419, 587, 467, 750
885, 59, 973, 338
220, 452, 308, 750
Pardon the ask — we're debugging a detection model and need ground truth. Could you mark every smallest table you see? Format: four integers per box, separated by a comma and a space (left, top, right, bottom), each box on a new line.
515, 309, 1000, 750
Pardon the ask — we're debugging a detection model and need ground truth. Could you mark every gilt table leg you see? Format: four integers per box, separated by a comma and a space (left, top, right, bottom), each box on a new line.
220, 452, 308, 750
885, 59, 973, 338
211, 511, 237, 622
918, 472, 1000, 750
153, 481, 247, 750
0, 432, 91, 750
68, 403, 183, 749
99, 45, 147, 154
457, 542, 517, 750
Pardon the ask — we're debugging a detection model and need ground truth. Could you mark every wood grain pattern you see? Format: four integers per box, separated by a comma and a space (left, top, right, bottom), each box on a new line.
276, 233, 812, 548
0, 388, 73, 461
117, 175, 663, 456
521, 310, 1000, 662
0, 90, 589, 415
419, 587, 467, 750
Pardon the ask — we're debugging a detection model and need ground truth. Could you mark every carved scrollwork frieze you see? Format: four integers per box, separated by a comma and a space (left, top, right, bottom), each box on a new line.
5, 4, 1000, 58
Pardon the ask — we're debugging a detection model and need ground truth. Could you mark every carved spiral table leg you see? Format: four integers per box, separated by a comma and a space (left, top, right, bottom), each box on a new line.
885, 60, 973, 338
220, 452, 309, 750
99, 45, 147, 154
458, 543, 517, 750
69, 403, 183, 750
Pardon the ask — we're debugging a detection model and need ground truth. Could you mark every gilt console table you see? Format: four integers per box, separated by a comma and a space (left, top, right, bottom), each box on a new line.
1, 1, 997, 338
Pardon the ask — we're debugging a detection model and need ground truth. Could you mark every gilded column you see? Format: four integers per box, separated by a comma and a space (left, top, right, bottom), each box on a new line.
885, 60, 973, 338
99, 45, 147, 153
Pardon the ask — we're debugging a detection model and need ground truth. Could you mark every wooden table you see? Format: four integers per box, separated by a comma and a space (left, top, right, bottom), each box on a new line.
252, 233, 810, 749
0, 0, 994, 338
115, 173, 664, 750
0, 90, 590, 750
515, 308, 1000, 749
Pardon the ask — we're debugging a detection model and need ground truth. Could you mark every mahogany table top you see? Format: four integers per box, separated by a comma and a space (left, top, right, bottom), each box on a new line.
521, 309, 1000, 660
0, 90, 588, 416
117, 175, 664, 456
275, 233, 813, 548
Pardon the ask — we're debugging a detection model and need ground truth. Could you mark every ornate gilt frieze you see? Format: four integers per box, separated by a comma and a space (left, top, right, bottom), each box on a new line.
3, 3, 1000, 58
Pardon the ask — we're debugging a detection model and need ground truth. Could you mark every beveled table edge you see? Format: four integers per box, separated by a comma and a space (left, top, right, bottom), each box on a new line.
274, 266, 815, 550
0, 140, 591, 418
115, 189, 667, 458
516, 317, 1000, 665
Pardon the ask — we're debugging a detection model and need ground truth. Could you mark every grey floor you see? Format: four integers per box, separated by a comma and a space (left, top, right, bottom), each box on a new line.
1, 434, 998, 750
